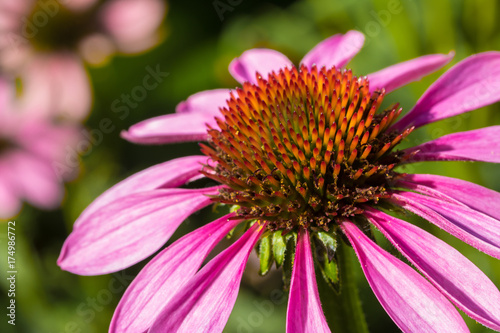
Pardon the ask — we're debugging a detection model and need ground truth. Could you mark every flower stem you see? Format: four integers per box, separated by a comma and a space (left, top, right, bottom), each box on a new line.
317, 240, 369, 333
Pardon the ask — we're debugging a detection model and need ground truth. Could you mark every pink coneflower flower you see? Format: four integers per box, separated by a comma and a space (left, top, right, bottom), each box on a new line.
58, 30, 500, 332
0, 77, 80, 218
0, 0, 166, 120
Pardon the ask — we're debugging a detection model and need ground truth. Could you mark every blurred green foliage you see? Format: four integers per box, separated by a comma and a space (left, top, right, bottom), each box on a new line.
1, 0, 500, 332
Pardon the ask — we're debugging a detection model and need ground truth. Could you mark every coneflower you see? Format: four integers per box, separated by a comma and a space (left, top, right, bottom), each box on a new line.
0, 78, 80, 218
59, 31, 500, 332
0, 0, 166, 120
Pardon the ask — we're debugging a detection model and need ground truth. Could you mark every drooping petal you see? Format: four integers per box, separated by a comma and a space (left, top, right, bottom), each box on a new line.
149, 222, 266, 333
393, 191, 500, 260
392, 51, 500, 131
367, 52, 454, 94
121, 112, 216, 144
366, 208, 500, 331
74, 155, 207, 227
398, 173, 500, 221
287, 229, 331, 333
300, 31, 365, 70
403, 126, 500, 163
341, 221, 468, 333
175, 89, 231, 115
228, 49, 293, 84
58, 187, 218, 275
110, 213, 241, 333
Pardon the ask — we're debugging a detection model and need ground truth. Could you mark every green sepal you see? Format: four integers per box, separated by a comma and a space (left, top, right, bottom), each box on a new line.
226, 219, 251, 239
319, 249, 339, 289
258, 233, 273, 275
358, 218, 377, 244
347, 215, 377, 246
284, 231, 297, 244
282, 231, 297, 289
316, 239, 369, 333
271, 230, 286, 267
376, 200, 404, 213
316, 231, 337, 262
312, 231, 339, 291
229, 204, 240, 213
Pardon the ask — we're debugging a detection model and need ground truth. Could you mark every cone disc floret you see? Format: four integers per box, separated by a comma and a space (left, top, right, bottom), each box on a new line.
201, 65, 413, 232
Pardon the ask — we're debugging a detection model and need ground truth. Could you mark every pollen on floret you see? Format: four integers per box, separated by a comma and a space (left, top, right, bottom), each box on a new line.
201, 64, 413, 232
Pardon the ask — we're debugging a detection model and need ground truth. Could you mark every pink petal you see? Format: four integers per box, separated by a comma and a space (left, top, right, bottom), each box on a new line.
100, 0, 166, 53
78, 33, 116, 65
366, 208, 500, 331
287, 229, 331, 333
341, 221, 468, 333
228, 49, 293, 84
0, 0, 31, 19
367, 52, 454, 94
399, 173, 500, 221
74, 155, 207, 227
176, 89, 230, 115
17, 122, 81, 171
393, 51, 500, 131
149, 222, 266, 333
19, 54, 91, 121
300, 31, 365, 70
6, 151, 63, 209
121, 112, 215, 144
393, 191, 500, 260
0, 77, 12, 112
404, 126, 500, 163
0, 78, 25, 131
58, 187, 218, 275
110, 213, 241, 333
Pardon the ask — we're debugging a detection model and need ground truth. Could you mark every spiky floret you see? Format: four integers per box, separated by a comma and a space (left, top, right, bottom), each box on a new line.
201, 65, 413, 232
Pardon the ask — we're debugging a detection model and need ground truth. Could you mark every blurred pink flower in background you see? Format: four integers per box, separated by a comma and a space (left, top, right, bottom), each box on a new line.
0, 77, 81, 219
100, 0, 167, 54
0, 0, 167, 120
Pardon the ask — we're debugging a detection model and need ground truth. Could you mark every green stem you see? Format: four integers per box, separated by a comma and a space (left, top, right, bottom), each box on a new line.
317, 240, 369, 333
